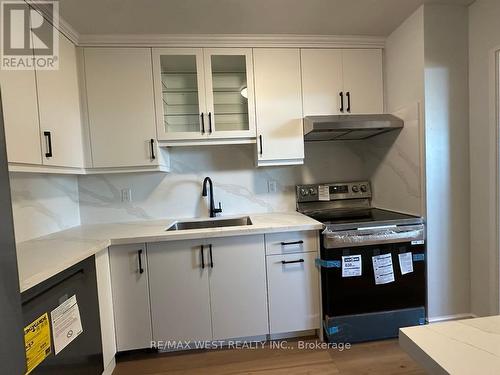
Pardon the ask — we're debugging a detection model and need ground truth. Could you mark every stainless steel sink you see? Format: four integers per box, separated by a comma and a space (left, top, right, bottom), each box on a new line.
166, 216, 253, 231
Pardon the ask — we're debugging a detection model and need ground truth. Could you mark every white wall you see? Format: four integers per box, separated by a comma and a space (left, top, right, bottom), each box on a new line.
424, 4, 470, 319
469, 0, 500, 317
77, 143, 367, 224
9, 173, 81, 242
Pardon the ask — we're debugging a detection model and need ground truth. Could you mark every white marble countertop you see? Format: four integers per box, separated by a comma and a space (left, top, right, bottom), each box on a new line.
400, 315, 500, 374
16, 212, 323, 293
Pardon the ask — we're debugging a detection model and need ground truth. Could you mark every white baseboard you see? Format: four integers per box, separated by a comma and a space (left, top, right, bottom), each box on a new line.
427, 313, 476, 323
102, 357, 116, 375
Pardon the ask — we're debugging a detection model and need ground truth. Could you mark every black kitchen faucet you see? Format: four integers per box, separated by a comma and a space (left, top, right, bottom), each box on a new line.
202, 177, 223, 218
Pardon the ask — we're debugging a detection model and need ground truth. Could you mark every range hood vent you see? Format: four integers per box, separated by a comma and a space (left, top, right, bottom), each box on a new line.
304, 114, 404, 142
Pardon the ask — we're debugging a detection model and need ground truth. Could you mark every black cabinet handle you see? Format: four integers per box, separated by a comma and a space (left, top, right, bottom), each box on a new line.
281, 240, 304, 246
259, 135, 263, 155
339, 92, 344, 113
208, 112, 212, 134
44, 131, 52, 158
138, 249, 144, 274
346, 92, 351, 113
200, 245, 205, 269
150, 139, 156, 160
281, 259, 304, 265
209, 244, 213, 268
201, 113, 205, 134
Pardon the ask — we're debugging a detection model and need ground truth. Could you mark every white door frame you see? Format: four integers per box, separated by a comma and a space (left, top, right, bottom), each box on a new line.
493, 48, 500, 314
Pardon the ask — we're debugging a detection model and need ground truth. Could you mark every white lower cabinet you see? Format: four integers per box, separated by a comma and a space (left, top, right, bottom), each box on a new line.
148, 235, 268, 343
266, 250, 320, 334
108, 231, 319, 353
208, 236, 268, 339
148, 239, 213, 342
109, 244, 152, 351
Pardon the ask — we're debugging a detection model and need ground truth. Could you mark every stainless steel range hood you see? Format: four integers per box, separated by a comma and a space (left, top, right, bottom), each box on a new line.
303, 114, 404, 141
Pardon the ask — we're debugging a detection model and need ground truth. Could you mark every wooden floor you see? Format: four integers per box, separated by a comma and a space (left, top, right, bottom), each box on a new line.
113, 338, 425, 375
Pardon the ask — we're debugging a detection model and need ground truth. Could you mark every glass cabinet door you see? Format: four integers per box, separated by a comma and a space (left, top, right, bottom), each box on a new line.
153, 48, 207, 140
203, 48, 256, 138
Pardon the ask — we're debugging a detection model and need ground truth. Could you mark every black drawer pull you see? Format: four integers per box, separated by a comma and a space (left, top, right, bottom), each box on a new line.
44, 131, 52, 157
281, 240, 304, 246
208, 112, 212, 134
339, 92, 344, 113
201, 113, 205, 134
200, 245, 205, 269
138, 249, 144, 274
281, 259, 304, 265
346, 92, 351, 113
259, 135, 263, 155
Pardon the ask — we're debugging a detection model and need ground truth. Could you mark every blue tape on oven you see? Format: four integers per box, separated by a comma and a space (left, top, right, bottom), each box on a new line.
412, 254, 425, 262
419, 318, 426, 325
315, 258, 341, 268
325, 324, 340, 335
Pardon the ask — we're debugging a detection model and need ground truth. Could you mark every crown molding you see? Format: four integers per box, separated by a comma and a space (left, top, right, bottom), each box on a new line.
25, 0, 81, 44
77, 34, 385, 48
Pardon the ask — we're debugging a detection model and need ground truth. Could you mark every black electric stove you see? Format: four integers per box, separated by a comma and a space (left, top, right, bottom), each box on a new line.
296, 181, 427, 344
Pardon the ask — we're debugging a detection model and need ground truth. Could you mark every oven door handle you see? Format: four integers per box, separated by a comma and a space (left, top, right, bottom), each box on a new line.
323, 225, 425, 248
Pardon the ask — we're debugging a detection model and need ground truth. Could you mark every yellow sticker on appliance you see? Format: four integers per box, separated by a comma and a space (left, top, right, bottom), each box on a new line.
24, 312, 52, 375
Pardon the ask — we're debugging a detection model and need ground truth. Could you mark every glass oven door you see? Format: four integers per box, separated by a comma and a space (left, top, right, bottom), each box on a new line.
320, 240, 426, 317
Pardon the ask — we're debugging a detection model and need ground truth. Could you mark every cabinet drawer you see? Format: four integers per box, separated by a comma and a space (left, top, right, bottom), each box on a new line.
266, 252, 320, 334
265, 231, 319, 255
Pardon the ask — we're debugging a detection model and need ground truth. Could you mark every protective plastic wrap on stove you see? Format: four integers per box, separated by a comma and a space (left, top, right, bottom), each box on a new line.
323, 224, 425, 248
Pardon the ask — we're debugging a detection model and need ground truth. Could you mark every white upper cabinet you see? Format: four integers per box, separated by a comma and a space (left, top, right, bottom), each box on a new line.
301, 48, 384, 116
301, 49, 343, 116
253, 48, 304, 166
0, 61, 42, 165
342, 49, 383, 114
83, 48, 166, 170
152, 48, 207, 141
203, 48, 256, 139
152, 48, 255, 143
34, 32, 84, 168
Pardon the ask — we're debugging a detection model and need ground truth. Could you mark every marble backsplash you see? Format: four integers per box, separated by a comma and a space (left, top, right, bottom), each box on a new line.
9, 173, 81, 242
9, 108, 423, 241
77, 142, 367, 224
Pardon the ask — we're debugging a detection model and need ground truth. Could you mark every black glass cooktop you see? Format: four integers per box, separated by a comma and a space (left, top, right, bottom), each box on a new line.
307, 208, 423, 230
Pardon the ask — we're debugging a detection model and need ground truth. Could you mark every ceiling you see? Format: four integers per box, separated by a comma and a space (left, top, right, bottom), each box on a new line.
59, 0, 475, 37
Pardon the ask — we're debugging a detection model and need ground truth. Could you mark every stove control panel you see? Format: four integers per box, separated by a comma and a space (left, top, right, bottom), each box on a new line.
296, 181, 371, 202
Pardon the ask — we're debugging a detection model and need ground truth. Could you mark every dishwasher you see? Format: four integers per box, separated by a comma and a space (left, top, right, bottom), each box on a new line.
21, 256, 103, 374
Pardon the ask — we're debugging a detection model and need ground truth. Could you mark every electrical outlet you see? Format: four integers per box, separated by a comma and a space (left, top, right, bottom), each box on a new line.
121, 188, 132, 202
267, 180, 278, 193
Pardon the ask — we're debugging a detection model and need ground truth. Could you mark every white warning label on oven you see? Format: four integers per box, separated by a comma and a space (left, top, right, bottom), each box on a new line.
318, 185, 330, 201
50, 295, 83, 355
398, 252, 414, 275
342, 255, 362, 277
372, 253, 395, 285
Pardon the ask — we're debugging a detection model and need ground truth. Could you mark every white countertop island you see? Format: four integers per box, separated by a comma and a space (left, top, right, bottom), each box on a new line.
400, 315, 500, 374
16, 212, 323, 293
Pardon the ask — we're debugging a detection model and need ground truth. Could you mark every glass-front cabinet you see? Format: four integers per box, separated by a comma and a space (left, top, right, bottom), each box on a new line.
153, 48, 256, 142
